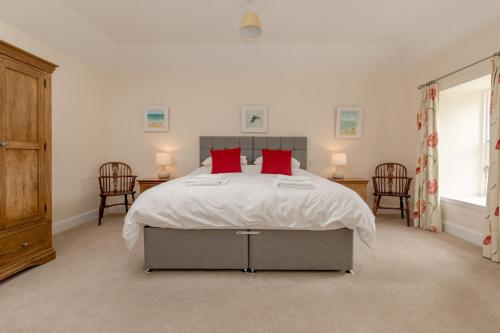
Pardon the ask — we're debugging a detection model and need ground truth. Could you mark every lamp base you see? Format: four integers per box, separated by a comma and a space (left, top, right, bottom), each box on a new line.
158, 171, 170, 179
332, 172, 345, 179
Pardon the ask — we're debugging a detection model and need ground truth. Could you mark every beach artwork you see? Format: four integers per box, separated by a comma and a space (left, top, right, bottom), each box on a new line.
336, 106, 362, 139
241, 105, 268, 133
143, 106, 169, 132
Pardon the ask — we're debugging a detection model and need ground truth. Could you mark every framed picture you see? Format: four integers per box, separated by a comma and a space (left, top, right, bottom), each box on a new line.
143, 105, 169, 132
336, 106, 362, 139
241, 105, 268, 133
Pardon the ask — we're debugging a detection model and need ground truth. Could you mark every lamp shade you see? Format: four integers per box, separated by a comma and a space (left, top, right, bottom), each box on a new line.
240, 11, 262, 37
156, 152, 172, 166
331, 153, 347, 166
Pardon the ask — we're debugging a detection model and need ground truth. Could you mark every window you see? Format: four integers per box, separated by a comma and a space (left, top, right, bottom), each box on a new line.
439, 75, 491, 207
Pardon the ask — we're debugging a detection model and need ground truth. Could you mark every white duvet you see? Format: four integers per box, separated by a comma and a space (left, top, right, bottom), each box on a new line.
123, 166, 376, 249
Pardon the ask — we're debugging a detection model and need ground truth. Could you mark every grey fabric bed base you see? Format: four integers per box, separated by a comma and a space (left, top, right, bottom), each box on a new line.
144, 227, 353, 272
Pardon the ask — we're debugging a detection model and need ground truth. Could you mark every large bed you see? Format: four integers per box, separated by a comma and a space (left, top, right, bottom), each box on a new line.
123, 136, 375, 272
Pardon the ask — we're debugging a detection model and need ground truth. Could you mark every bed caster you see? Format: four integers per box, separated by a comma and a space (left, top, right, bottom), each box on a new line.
242, 268, 248, 273
345, 269, 354, 274
249, 269, 256, 273
145, 268, 152, 274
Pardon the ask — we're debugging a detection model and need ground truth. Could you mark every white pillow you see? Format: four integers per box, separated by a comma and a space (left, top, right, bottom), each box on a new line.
254, 156, 301, 169
202, 156, 248, 167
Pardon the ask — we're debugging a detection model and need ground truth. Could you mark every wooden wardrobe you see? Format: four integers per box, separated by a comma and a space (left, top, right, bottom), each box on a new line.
0, 40, 57, 281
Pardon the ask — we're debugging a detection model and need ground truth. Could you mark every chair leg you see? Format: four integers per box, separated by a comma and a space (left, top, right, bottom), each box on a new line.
405, 197, 411, 227
399, 197, 404, 219
372, 196, 380, 215
124, 195, 129, 213
131, 193, 135, 202
98, 196, 106, 226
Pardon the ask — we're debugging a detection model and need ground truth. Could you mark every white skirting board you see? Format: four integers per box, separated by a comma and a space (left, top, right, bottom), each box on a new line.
52, 209, 98, 235
442, 220, 483, 247
51, 210, 482, 247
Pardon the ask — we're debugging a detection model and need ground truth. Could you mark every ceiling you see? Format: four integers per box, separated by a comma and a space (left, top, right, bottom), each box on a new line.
64, 0, 500, 45
0, 0, 499, 74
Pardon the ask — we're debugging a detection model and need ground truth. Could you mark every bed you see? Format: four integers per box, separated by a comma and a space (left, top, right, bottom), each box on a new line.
123, 136, 375, 272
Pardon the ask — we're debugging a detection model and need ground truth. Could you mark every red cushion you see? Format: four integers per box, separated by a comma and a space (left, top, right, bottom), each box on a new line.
261, 149, 293, 176
210, 148, 242, 174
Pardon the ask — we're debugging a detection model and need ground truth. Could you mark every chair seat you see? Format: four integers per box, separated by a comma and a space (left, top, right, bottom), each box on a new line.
373, 192, 410, 197
101, 190, 136, 196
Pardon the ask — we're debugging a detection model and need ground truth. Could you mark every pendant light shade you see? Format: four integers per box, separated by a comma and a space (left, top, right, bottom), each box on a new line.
240, 11, 262, 37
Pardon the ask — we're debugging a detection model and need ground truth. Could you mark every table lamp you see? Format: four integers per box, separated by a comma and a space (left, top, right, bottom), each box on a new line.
331, 152, 347, 179
156, 152, 172, 179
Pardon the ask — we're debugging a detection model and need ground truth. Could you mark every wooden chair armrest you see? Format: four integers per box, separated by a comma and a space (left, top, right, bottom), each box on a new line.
403, 177, 413, 195
129, 175, 137, 191
372, 176, 413, 195
98, 175, 138, 193
371, 176, 379, 193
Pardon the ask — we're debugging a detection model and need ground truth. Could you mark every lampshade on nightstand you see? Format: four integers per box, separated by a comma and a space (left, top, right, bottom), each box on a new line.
331, 153, 347, 166
156, 152, 172, 179
331, 152, 347, 179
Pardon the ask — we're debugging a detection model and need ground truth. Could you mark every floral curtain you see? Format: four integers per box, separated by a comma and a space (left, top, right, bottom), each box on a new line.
483, 56, 500, 262
414, 83, 442, 232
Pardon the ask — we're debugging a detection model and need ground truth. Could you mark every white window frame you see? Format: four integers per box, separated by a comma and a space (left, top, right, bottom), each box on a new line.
480, 89, 490, 197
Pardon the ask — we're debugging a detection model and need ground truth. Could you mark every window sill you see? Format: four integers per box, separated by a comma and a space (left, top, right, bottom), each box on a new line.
440, 195, 486, 211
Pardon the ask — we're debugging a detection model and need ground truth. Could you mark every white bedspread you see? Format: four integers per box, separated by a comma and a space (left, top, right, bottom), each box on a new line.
123, 166, 376, 249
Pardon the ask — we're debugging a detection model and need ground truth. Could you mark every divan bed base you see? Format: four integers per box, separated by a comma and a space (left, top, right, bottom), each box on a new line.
144, 226, 353, 272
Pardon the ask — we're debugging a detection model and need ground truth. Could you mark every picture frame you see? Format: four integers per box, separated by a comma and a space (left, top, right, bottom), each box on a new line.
143, 105, 169, 132
335, 106, 362, 139
241, 105, 268, 133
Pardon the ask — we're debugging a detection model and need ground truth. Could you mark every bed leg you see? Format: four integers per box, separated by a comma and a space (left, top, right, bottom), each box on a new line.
145, 268, 152, 274
345, 269, 354, 274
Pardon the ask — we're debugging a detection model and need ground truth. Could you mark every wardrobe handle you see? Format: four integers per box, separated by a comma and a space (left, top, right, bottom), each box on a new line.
236, 231, 261, 235
0, 141, 5, 148
21, 242, 30, 248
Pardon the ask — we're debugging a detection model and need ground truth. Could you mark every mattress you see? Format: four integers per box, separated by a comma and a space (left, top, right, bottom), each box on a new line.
123, 165, 376, 249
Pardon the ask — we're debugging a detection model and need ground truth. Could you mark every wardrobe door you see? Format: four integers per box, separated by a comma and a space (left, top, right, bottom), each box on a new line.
0, 58, 46, 230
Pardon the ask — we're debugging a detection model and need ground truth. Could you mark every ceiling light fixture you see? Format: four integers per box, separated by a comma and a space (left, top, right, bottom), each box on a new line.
239, 0, 262, 38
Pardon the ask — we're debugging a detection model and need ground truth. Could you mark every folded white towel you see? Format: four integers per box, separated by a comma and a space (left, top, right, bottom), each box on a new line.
274, 178, 314, 189
276, 181, 314, 189
274, 174, 313, 189
276, 175, 309, 183
185, 176, 230, 187
192, 174, 228, 180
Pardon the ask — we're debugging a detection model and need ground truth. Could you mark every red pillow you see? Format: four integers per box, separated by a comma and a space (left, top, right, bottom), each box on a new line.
261, 149, 292, 176
210, 148, 242, 174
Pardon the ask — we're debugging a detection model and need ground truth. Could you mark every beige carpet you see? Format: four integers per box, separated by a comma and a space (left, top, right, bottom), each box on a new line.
1, 215, 500, 333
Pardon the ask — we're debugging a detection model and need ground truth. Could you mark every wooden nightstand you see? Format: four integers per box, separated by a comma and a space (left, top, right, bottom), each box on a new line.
329, 178, 369, 202
137, 178, 170, 194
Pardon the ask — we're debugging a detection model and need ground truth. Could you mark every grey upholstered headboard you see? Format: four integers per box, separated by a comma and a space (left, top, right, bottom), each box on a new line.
200, 136, 307, 170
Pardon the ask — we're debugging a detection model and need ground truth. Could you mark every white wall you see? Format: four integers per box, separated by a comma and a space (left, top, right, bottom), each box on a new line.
105, 72, 411, 206
440, 199, 484, 246
0, 19, 109, 223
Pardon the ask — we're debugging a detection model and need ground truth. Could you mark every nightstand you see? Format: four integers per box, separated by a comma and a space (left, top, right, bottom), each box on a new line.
329, 178, 369, 202
137, 178, 170, 194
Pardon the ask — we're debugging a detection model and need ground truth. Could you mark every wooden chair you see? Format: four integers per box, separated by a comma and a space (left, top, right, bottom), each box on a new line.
98, 162, 137, 225
372, 163, 413, 226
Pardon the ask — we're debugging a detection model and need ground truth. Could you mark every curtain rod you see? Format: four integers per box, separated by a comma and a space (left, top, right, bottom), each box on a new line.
417, 51, 500, 89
